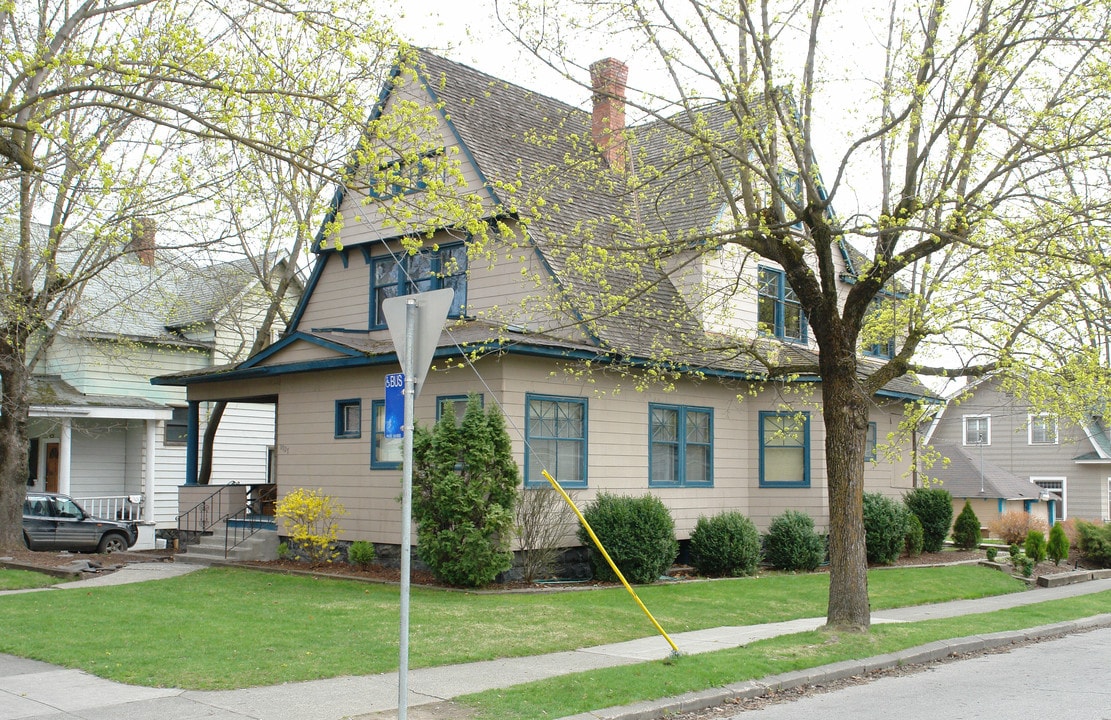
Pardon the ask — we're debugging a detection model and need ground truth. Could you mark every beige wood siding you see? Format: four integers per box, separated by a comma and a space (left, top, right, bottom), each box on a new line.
258, 351, 914, 546
295, 254, 371, 331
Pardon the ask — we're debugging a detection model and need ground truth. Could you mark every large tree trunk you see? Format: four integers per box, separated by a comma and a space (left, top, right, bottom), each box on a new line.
821, 349, 871, 630
0, 341, 31, 551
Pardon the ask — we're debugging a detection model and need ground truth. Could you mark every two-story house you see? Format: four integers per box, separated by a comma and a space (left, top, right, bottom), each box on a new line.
26, 224, 298, 548
924, 377, 1111, 528
155, 49, 932, 558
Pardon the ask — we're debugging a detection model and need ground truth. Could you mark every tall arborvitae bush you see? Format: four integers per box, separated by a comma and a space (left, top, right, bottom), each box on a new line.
1047, 523, 1069, 566
904, 487, 953, 553
952, 500, 982, 550
412, 395, 519, 588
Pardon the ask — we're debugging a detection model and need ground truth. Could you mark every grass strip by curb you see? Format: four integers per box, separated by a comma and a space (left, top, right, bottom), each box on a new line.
457, 590, 1111, 720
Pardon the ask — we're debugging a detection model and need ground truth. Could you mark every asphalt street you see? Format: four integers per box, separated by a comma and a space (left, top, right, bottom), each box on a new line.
715, 625, 1111, 720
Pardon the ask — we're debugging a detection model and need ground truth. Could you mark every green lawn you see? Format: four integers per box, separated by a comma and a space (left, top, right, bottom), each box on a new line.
0, 565, 1023, 689
0, 569, 69, 591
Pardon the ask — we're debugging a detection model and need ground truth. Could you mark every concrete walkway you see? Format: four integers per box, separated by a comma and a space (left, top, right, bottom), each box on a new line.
1, 564, 1109, 720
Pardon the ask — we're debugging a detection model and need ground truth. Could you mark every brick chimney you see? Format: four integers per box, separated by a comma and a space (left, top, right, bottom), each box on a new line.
589, 58, 629, 171
129, 218, 156, 266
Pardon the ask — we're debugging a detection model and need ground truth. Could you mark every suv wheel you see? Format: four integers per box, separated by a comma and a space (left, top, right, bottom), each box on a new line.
98, 533, 128, 554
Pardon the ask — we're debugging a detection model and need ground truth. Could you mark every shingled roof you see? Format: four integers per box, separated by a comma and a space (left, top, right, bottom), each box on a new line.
390, 50, 930, 399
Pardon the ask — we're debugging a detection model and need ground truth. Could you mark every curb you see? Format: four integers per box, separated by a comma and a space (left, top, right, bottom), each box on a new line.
556, 614, 1111, 720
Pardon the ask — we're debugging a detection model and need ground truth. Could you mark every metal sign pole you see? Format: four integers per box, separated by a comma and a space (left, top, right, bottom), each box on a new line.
381, 287, 454, 720
398, 298, 416, 720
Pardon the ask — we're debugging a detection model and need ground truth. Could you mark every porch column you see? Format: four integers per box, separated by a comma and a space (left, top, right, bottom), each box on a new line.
58, 417, 72, 495
144, 419, 157, 523
1046, 498, 1056, 526
185, 400, 200, 485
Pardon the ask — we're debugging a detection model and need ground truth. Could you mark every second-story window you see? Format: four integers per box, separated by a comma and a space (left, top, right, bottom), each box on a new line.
1029, 414, 1058, 444
964, 415, 991, 445
758, 267, 805, 342
371, 244, 467, 328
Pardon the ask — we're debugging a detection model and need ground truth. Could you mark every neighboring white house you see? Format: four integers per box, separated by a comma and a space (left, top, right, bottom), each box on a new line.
25, 224, 299, 548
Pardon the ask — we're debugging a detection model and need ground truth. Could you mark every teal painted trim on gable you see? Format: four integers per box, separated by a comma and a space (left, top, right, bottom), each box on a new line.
239, 330, 364, 369
419, 76, 503, 209
287, 252, 331, 333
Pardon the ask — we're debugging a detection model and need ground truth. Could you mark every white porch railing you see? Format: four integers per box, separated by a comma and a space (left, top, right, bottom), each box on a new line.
74, 494, 144, 521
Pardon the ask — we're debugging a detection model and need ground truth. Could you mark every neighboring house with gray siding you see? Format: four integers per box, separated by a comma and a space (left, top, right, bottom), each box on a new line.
25, 226, 298, 547
155, 50, 934, 556
924, 378, 1111, 528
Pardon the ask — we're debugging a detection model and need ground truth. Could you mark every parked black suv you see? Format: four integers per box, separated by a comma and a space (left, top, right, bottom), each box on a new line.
22, 492, 138, 553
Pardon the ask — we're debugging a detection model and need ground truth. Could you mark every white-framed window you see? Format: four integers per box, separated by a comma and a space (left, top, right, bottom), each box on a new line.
1028, 414, 1058, 445
1032, 477, 1066, 522
963, 415, 990, 446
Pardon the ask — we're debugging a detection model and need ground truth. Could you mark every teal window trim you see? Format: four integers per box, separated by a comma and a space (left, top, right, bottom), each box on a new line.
524, 393, 588, 488
334, 398, 362, 439
864, 422, 877, 462
366, 149, 444, 200
758, 410, 811, 488
370, 242, 468, 329
648, 403, 713, 488
757, 266, 806, 343
437, 394, 482, 422
370, 399, 402, 469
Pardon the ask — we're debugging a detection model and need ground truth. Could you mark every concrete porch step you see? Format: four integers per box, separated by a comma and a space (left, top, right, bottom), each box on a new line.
178, 522, 279, 563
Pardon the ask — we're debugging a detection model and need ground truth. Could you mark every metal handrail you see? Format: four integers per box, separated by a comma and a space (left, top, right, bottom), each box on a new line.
176, 485, 233, 534
223, 485, 277, 557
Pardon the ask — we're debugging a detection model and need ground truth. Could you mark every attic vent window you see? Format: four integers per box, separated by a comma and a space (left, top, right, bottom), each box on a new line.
367, 149, 445, 200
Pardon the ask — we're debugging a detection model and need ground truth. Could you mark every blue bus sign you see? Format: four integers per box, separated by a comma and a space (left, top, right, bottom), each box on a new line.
384, 373, 405, 438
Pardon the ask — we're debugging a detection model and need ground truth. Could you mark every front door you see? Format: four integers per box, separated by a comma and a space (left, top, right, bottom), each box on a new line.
45, 442, 59, 493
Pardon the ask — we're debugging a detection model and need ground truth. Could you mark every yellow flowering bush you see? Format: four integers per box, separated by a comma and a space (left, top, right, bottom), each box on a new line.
275, 488, 345, 564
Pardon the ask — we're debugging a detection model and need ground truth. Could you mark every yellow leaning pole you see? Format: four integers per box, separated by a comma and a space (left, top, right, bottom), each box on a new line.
542, 469, 681, 656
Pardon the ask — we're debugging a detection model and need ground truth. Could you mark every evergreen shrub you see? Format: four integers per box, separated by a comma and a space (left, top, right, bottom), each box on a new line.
1076, 521, 1111, 567
952, 500, 982, 550
862, 493, 908, 565
347, 540, 376, 567
903, 487, 953, 553
904, 513, 925, 557
579, 493, 679, 584
763, 510, 825, 572
1047, 523, 1069, 566
689, 511, 761, 577
412, 395, 519, 588
1024, 529, 1047, 563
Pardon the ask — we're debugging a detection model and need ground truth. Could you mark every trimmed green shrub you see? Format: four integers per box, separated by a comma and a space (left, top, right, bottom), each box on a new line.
579, 493, 679, 584
347, 541, 376, 567
985, 546, 998, 562
413, 395, 519, 588
862, 493, 909, 565
903, 487, 953, 553
904, 513, 924, 557
1047, 523, 1069, 566
1076, 521, 1111, 567
763, 510, 825, 572
952, 501, 982, 550
1024, 529, 1047, 563
689, 512, 761, 577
